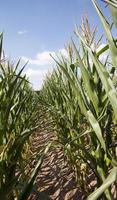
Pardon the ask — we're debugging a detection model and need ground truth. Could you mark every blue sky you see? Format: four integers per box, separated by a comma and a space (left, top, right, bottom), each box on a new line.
0, 0, 111, 89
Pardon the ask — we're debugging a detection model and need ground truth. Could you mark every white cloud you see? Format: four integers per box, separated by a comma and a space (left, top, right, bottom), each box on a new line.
22, 51, 54, 66
18, 30, 28, 35
22, 48, 68, 66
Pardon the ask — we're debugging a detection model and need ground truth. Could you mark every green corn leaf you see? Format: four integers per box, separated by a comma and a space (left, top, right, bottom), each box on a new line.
103, 0, 117, 27
87, 110, 106, 151
72, 39, 99, 115
87, 167, 117, 200
0, 33, 3, 60
51, 54, 106, 151
50, 55, 87, 115
75, 29, 117, 119
92, 0, 117, 69
109, 5, 117, 27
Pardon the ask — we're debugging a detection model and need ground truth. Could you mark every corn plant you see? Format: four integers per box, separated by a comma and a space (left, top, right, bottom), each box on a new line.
40, 0, 117, 199
0, 34, 51, 200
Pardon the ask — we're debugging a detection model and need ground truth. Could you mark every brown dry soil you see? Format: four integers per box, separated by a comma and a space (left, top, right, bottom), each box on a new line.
28, 130, 86, 200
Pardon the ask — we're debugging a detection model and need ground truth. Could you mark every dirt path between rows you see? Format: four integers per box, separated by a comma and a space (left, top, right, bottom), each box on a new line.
29, 130, 85, 200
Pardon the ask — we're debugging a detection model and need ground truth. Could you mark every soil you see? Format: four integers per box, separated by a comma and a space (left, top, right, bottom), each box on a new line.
28, 130, 86, 200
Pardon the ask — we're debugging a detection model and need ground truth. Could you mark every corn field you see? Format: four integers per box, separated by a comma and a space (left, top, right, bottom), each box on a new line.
0, 0, 117, 200
40, 0, 117, 199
